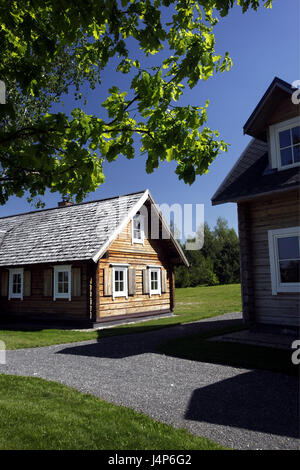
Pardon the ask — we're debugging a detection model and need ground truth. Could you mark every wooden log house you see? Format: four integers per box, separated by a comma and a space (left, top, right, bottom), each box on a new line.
0, 190, 188, 326
212, 77, 300, 334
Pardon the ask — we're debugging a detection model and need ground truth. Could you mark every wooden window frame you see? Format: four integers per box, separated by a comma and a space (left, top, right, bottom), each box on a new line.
269, 116, 300, 170
112, 265, 128, 300
148, 266, 161, 297
131, 214, 144, 245
8, 268, 24, 300
268, 226, 300, 295
53, 265, 71, 301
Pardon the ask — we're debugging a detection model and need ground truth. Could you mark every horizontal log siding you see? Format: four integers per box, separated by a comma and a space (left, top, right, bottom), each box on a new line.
0, 262, 88, 319
239, 190, 300, 327
97, 220, 172, 319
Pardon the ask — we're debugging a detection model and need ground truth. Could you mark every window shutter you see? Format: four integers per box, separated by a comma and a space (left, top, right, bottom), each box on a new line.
24, 270, 31, 297
128, 268, 136, 296
142, 269, 149, 294
72, 267, 81, 297
161, 269, 167, 293
1, 271, 8, 297
103, 267, 112, 296
43, 269, 53, 297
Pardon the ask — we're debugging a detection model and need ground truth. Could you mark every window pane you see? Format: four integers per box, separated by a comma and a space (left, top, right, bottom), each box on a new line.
278, 236, 300, 260
114, 270, 125, 293
280, 148, 293, 166
134, 229, 141, 239
279, 129, 291, 148
58, 271, 69, 294
13, 274, 21, 294
292, 126, 300, 145
293, 145, 300, 163
279, 260, 300, 283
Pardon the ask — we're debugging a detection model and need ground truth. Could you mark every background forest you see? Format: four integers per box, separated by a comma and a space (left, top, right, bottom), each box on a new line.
175, 217, 240, 288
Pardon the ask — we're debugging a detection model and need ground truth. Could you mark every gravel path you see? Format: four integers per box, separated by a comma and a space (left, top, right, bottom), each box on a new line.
0, 312, 299, 450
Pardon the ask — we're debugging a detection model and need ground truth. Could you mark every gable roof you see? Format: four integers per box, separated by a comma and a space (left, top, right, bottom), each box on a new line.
243, 77, 295, 140
211, 138, 300, 205
212, 77, 300, 206
0, 190, 188, 267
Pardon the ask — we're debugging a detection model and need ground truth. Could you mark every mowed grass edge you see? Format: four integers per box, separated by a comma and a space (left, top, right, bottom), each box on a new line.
0, 374, 226, 450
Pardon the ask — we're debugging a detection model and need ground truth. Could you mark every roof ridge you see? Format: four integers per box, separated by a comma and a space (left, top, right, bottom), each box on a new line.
0, 189, 148, 221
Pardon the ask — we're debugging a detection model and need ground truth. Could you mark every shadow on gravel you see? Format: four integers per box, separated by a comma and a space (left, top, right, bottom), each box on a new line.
185, 370, 299, 438
57, 317, 243, 359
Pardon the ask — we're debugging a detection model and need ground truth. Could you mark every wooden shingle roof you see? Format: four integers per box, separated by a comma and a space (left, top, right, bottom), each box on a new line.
0, 191, 145, 266
0, 190, 188, 267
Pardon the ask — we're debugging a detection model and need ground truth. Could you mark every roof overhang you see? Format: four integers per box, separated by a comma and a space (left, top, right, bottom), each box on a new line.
212, 185, 299, 206
243, 77, 296, 141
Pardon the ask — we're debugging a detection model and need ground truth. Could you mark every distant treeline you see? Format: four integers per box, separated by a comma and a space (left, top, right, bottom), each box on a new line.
175, 217, 240, 288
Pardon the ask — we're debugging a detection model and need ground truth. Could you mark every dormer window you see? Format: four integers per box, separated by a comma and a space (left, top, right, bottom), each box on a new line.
269, 117, 300, 170
132, 213, 144, 244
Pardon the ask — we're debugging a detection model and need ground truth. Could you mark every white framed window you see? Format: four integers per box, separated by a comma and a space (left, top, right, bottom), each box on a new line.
149, 266, 161, 296
54, 265, 71, 301
269, 116, 300, 170
132, 213, 144, 244
268, 227, 300, 295
8, 268, 24, 300
112, 266, 128, 300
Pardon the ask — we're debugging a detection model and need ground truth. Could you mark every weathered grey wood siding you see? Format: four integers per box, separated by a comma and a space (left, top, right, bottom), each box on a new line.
238, 189, 300, 327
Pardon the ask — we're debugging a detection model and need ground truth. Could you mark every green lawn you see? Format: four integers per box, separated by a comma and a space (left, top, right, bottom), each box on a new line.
0, 284, 242, 350
0, 374, 225, 450
158, 326, 298, 377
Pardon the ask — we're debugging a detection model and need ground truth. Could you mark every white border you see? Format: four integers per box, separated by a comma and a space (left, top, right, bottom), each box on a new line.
54, 265, 71, 301
8, 268, 24, 300
268, 226, 300, 295
112, 266, 128, 300
149, 266, 161, 297
269, 116, 300, 170
131, 214, 144, 245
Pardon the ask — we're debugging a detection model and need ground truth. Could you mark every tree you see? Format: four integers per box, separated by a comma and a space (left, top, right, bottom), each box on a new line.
0, 0, 272, 205
213, 217, 240, 284
175, 217, 239, 287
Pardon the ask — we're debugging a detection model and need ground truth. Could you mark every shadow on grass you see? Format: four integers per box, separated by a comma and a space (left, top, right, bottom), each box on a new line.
157, 330, 299, 377
57, 318, 243, 359
185, 370, 299, 438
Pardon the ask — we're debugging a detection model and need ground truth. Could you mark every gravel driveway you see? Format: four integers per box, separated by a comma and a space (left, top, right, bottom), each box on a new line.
0, 312, 299, 450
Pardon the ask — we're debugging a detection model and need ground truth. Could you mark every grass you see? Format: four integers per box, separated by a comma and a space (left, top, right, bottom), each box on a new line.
158, 325, 298, 377
0, 374, 225, 450
0, 284, 242, 350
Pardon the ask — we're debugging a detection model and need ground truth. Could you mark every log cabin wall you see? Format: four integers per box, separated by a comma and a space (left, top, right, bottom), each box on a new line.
0, 261, 88, 320
97, 220, 173, 320
238, 189, 300, 328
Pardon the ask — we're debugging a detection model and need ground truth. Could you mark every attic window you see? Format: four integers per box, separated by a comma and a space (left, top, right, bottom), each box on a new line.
269, 117, 300, 170
132, 213, 144, 244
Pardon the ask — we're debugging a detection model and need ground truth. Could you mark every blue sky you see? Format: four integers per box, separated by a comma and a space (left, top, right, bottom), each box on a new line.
1, 0, 299, 233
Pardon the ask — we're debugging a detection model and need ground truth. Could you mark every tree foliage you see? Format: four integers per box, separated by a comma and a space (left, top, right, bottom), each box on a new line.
175, 217, 240, 287
0, 0, 272, 205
